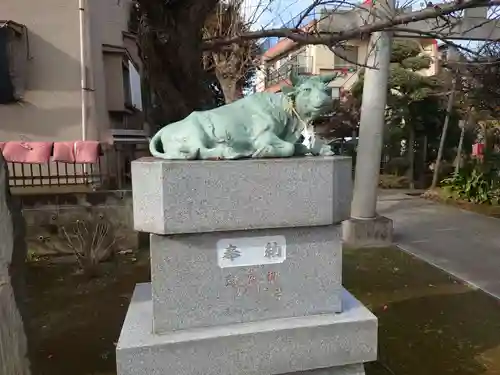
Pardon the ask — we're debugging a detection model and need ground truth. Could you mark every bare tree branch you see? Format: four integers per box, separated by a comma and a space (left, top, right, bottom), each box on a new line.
203, 0, 498, 50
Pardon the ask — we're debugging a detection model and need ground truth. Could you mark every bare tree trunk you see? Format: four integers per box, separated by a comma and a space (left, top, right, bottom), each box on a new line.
407, 124, 415, 189
351, 127, 358, 156
455, 119, 466, 174
138, 0, 219, 127
431, 76, 457, 189
482, 123, 488, 153
422, 135, 428, 166
421, 135, 428, 187
216, 72, 241, 103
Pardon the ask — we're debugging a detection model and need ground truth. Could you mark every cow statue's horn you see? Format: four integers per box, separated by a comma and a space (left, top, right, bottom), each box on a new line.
319, 73, 339, 84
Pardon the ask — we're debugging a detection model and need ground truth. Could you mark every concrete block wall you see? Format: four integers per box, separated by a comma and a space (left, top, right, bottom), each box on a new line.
0, 153, 31, 375
16, 191, 140, 256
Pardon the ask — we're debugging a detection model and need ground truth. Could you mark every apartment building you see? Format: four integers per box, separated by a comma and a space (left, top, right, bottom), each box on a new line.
0, 0, 146, 145
255, 5, 439, 96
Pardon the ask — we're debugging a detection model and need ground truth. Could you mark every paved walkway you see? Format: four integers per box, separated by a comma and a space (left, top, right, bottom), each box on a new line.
377, 191, 500, 299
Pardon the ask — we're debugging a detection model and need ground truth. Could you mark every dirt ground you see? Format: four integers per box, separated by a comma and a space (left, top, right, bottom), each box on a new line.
24, 252, 150, 375
24, 247, 500, 375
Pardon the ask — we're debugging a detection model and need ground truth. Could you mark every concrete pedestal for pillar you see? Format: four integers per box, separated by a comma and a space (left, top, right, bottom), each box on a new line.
342, 216, 394, 248
117, 157, 377, 375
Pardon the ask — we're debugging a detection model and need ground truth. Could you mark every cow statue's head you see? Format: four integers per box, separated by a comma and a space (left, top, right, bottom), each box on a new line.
282, 70, 340, 122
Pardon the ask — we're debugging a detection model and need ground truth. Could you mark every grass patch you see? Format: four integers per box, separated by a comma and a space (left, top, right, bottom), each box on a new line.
345, 246, 500, 375
423, 188, 500, 218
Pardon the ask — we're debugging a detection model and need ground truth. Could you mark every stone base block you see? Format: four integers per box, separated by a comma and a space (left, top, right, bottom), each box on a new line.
131, 156, 352, 235
342, 216, 393, 248
283, 364, 365, 375
151, 225, 342, 333
0, 283, 30, 375
116, 283, 377, 375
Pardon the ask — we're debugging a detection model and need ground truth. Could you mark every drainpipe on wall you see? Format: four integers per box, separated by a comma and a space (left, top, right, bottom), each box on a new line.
79, 0, 88, 141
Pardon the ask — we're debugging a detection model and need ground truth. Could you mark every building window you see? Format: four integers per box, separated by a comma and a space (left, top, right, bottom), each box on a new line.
127, 60, 142, 111
266, 48, 312, 87
274, 48, 309, 73
333, 45, 359, 69
122, 60, 132, 108
288, 48, 308, 72
104, 45, 143, 113
123, 59, 143, 110
331, 87, 340, 99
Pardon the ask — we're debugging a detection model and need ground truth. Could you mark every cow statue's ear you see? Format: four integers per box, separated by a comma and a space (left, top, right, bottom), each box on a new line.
281, 85, 295, 97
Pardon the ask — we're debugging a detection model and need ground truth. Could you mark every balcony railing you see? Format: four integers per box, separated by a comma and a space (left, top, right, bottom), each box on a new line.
266, 55, 313, 87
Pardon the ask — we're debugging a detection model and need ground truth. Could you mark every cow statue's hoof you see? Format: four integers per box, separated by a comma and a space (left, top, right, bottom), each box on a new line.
319, 145, 334, 156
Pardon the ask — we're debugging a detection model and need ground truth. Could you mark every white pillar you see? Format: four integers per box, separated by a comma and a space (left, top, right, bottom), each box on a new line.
350, 0, 394, 219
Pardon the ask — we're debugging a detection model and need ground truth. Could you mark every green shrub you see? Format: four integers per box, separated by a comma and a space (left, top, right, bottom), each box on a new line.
441, 154, 500, 205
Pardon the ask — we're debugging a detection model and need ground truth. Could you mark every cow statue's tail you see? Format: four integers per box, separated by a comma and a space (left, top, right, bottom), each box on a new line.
149, 131, 166, 158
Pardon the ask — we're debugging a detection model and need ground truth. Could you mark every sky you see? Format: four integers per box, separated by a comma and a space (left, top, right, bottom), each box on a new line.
241, 0, 424, 30
242, 0, 314, 30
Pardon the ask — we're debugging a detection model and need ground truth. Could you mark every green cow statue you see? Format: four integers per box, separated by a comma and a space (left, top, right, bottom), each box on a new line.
149, 71, 340, 160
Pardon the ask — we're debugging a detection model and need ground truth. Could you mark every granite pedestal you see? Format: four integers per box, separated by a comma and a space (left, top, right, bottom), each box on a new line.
117, 156, 377, 375
342, 216, 394, 248
150, 225, 343, 333
131, 156, 352, 235
117, 284, 376, 375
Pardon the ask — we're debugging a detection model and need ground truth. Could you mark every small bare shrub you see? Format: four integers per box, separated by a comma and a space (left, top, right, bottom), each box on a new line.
62, 217, 119, 277
379, 174, 410, 189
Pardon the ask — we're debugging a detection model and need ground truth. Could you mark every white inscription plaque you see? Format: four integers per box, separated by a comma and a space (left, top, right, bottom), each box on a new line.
217, 235, 286, 268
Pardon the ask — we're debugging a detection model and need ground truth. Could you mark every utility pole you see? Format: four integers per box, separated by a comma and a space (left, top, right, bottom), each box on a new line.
342, 0, 395, 247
